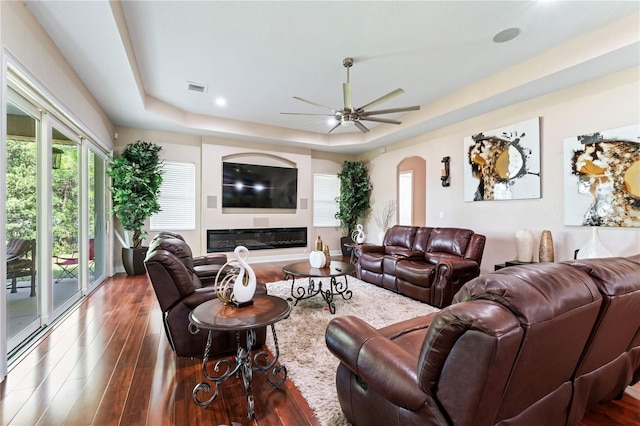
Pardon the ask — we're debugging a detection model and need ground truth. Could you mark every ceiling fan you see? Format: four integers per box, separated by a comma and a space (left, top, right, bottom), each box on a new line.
281, 57, 420, 133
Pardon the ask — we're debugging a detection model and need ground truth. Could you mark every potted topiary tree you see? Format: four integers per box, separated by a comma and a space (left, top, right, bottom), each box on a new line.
107, 140, 163, 275
335, 160, 372, 256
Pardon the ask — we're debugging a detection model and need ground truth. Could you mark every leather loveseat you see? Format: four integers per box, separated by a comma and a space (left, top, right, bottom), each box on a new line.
357, 225, 486, 307
144, 234, 267, 357
326, 256, 640, 426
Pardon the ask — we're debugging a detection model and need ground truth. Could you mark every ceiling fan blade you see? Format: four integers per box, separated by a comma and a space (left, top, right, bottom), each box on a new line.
360, 116, 402, 125
343, 83, 352, 110
360, 105, 420, 116
328, 122, 341, 134
293, 96, 336, 112
280, 112, 334, 116
354, 121, 370, 133
357, 88, 405, 111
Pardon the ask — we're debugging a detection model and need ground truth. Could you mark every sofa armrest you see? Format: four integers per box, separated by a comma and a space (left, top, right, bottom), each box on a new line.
193, 254, 227, 266
326, 316, 429, 410
394, 250, 424, 260
431, 258, 480, 307
359, 244, 384, 255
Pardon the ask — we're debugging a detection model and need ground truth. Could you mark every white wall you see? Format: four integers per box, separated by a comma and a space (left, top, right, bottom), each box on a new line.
0, 1, 114, 147
360, 67, 640, 274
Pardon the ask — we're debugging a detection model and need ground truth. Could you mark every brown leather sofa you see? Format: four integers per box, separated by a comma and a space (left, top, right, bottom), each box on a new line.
326, 256, 640, 426
356, 225, 486, 307
144, 234, 266, 357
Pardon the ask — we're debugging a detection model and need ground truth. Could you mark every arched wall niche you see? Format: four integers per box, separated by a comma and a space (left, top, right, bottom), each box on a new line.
397, 156, 426, 226
222, 152, 296, 168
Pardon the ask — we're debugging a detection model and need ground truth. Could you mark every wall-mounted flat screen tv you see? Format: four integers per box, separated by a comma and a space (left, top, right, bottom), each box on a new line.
222, 162, 298, 209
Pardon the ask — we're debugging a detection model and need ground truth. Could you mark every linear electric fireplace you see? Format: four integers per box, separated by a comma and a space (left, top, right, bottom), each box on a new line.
207, 227, 307, 252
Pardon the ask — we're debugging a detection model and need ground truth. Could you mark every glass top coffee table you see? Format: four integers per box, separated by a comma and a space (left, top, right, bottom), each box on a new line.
282, 260, 355, 314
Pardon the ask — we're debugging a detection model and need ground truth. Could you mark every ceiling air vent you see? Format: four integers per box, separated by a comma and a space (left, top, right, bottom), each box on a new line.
187, 82, 208, 93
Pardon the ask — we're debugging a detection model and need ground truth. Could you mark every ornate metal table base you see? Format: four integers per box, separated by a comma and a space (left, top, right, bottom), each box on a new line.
284, 274, 353, 314
190, 324, 287, 419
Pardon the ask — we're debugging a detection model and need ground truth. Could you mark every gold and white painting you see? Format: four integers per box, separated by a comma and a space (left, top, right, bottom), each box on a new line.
564, 124, 640, 227
464, 117, 541, 201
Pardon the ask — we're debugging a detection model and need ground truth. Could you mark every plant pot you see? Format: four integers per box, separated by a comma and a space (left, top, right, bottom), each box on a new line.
122, 247, 148, 276
341, 236, 354, 257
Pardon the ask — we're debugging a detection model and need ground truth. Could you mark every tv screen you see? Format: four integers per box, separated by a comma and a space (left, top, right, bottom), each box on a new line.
222, 162, 298, 209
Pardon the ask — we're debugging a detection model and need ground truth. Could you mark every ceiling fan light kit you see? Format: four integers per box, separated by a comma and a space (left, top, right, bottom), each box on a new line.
282, 57, 420, 133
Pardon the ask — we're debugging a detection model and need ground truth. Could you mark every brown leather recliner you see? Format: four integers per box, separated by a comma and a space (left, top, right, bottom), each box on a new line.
144, 236, 266, 358
357, 225, 486, 307
150, 231, 228, 284
562, 255, 640, 425
326, 262, 604, 426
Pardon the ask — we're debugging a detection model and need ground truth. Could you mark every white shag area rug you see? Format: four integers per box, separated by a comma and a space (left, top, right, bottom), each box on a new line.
265, 276, 440, 425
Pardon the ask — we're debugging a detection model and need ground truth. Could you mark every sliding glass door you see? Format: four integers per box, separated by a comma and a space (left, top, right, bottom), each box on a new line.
3, 85, 110, 361
5, 101, 42, 352
89, 149, 107, 287
51, 124, 81, 311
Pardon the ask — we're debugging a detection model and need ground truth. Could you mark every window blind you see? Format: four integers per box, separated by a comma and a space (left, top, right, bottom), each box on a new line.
150, 161, 196, 230
313, 173, 340, 227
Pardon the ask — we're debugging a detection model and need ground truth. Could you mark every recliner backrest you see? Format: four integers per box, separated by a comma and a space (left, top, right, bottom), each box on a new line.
417, 263, 602, 425
382, 225, 418, 254
562, 256, 640, 423
411, 227, 433, 252
424, 227, 473, 263
144, 248, 196, 312
148, 236, 195, 273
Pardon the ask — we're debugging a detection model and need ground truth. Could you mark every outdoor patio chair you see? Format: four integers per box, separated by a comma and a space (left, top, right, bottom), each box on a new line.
54, 238, 94, 283
6, 238, 36, 297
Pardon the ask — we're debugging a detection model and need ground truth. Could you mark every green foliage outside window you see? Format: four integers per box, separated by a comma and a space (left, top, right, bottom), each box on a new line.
6, 140, 80, 256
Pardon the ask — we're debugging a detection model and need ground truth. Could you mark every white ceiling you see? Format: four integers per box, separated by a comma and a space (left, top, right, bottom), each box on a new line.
25, 1, 640, 154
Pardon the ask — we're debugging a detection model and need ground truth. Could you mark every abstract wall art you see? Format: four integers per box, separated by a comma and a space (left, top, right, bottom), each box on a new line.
463, 117, 541, 201
564, 124, 640, 227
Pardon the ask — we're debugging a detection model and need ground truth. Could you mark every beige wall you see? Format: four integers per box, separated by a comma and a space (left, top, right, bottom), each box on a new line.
359, 67, 640, 274
114, 127, 351, 263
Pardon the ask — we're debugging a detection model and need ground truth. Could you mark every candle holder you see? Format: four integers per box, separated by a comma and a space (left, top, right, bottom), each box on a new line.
441, 156, 450, 187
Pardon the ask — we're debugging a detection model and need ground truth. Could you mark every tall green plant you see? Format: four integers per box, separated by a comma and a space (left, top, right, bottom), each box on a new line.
107, 141, 163, 248
335, 160, 372, 236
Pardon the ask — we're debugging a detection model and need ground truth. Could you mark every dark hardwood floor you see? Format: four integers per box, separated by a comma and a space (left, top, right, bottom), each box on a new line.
1, 258, 638, 425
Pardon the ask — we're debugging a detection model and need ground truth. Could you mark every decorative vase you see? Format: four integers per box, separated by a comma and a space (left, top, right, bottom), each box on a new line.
232, 246, 257, 303
576, 227, 613, 259
352, 224, 366, 244
378, 230, 386, 245
514, 229, 535, 262
323, 244, 331, 267
539, 230, 554, 262
309, 250, 326, 268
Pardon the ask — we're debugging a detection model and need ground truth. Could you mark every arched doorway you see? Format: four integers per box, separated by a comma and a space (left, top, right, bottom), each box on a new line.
397, 156, 426, 226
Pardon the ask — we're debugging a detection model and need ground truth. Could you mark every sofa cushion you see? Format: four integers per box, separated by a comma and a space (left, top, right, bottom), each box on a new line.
395, 260, 436, 288
383, 225, 418, 249
425, 228, 473, 258
411, 227, 433, 252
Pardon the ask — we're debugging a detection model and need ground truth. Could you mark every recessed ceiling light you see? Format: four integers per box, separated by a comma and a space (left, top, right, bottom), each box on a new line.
215, 97, 226, 107
493, 27, 520, 44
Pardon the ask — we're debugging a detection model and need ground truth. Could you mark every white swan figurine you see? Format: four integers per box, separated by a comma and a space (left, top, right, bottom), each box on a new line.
232, 246, 257, 303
